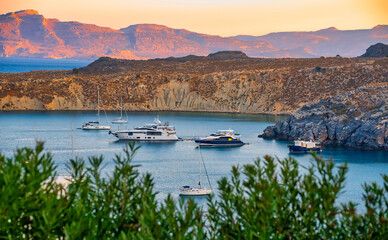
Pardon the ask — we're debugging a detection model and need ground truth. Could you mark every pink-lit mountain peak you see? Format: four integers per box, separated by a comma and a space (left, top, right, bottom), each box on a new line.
0, 9, 387, 59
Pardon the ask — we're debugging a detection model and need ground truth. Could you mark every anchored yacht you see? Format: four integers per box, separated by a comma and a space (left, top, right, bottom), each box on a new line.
195, 130, 244, 147
109, 118, 179, 141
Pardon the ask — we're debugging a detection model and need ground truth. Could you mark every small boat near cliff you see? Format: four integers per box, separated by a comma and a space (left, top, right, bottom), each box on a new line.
195, 130, 245, 147
109, 117, 179, 141
288, 139, 322, 153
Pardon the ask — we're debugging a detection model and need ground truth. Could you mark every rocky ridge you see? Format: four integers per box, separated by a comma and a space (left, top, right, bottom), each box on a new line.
1, 56, 387, 115
259, 83, 388, 149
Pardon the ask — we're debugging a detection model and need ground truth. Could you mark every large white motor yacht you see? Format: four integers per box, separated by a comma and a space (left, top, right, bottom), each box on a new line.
109, 118, 179, 141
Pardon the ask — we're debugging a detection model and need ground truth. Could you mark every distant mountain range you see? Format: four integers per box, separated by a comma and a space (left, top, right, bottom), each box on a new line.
1, 10, 387, 60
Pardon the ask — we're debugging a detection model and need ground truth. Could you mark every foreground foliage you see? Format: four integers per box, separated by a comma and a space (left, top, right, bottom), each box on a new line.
1, 142, 388, 239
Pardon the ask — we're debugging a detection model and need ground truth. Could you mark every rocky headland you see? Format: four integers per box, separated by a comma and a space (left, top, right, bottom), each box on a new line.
1, 53, 388, 115
259, 83, 388, 149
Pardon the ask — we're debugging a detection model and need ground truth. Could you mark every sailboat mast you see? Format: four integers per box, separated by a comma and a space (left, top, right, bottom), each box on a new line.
97, 87, 100, 123
120, 97, 123, 119
71, 122, 74, 160
199, 145, 202, 188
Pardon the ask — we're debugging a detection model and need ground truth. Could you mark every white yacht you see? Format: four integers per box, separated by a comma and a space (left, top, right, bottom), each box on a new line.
82, 87, 110, 130
109, 118, 179, 141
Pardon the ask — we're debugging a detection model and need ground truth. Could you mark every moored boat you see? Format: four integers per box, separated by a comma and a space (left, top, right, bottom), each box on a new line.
179, 186, 212, 196
82, 122, 110, 130
288, 139, 322, 153
179, 145, 212, 196
82, 87, 110, 130
194, 130, 244, 147
109, 118, 179, 141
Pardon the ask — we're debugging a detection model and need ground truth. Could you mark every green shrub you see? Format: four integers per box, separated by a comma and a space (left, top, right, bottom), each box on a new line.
314, 66, 323, 72
72, 68, 80, 74
1, 143, 388, 239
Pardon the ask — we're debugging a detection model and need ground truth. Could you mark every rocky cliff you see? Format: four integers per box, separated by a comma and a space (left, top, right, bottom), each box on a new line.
259, 83, 388, 149
1, 55, 387, 115
1, 10, 387, 59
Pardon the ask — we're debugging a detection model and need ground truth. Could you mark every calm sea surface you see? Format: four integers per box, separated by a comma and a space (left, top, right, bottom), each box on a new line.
1, 58, 387, 209
0, 111, 387, 209
0, 57, 92, 73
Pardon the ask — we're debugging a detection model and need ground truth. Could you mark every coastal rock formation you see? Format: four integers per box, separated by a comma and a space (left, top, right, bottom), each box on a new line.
0, 10, 387, 59
1, 56, 387, 115
259, 83, 388, 149
359, 43, 388, 58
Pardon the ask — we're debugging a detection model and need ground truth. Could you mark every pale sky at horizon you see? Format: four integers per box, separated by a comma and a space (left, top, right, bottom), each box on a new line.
1, 0, 387, 36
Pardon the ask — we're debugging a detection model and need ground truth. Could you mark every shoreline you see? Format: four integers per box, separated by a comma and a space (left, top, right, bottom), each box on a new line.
0, 109, 292, 117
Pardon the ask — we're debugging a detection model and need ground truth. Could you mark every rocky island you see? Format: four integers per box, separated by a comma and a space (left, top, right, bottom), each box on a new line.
259, 83, 388, 149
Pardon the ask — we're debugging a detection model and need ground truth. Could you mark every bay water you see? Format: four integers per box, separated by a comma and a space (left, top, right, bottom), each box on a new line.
0, 57, 91, 73
1, 57, 387, 210
0, 111, 387, 209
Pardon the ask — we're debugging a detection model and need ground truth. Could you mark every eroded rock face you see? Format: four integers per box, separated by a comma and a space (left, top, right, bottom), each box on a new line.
259, 83, 388, 149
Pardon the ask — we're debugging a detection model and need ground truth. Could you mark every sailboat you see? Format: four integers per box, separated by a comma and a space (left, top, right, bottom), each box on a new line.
179, 145, 212, 196
82, 87, 111, 130
112, 97, 128, 124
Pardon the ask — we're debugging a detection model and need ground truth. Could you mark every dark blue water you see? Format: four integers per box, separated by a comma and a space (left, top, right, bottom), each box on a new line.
0, 111, 387, 209
0, 57, 92, 73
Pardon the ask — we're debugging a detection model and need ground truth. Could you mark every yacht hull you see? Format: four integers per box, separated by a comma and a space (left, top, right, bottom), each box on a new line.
195, 139, 244, 147
288, 145, 321, 153
110, 130, 179, 141
111, 119, 128, 124
179, 189, 212, 196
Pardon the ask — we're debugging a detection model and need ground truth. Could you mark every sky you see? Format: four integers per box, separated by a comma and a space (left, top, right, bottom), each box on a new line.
1, 0, 387, 36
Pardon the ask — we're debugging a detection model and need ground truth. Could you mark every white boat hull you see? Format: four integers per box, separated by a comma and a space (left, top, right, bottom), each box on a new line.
112, 120, 128, 124
82, 125, 111, 130
179, 188, 212, 196
111, 130, 179, 141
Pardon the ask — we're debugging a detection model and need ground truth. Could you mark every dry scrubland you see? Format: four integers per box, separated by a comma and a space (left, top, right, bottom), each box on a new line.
0, 56, 387, 114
